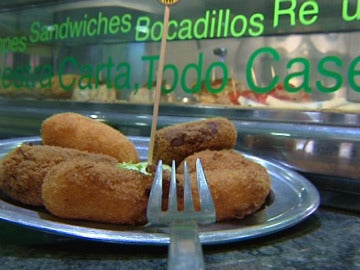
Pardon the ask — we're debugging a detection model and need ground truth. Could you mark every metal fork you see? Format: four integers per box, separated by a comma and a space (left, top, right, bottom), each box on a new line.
147, 158, 216, 270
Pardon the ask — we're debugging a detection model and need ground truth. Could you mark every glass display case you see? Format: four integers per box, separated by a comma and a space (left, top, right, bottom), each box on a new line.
0, 0, 359, 210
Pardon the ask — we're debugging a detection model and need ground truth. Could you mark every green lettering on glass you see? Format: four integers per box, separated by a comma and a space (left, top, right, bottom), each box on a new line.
348, 56, 360, 92
168, 20, 179, 40
78, 67, 93, 90
120, 14, 132, 34
154, 21, 165, 41
135, 16, 150, 42
96, 57, 114, 88
230, 14, 247, 38
114, 62, 131, 90
22, 65, 33, 88
299, 1, 319, 25
2, 67, 13, 88
38, 65, 53, 89
285, 57, 312, 93
59, 56, 77, 91
141, 55, 160, 89
273, 0, 297, 27
205, 62, 228, 94
13, 65, 28, 88
182, 52, 203, 94
247, 47, 279, 93
249, 13, 265, 37
86, 18, 97, 37
342, 0, 360, 21
29, 21, 41, 43
178, 19, 193, 40
162, 64, 178, 93
316, 56, 343, 93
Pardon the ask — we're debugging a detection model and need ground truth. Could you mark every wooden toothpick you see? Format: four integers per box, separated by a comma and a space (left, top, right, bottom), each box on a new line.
148, 1, 180, 164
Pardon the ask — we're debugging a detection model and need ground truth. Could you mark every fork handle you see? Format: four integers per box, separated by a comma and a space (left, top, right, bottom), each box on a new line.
167, 222, 205, 270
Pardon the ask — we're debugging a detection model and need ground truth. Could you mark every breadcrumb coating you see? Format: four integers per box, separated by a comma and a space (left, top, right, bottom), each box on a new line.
41, 112, 139, 163
177, 149, 271, 221
153, 117, 237, 165
42, 159, 153, 225
0, 144, 117, 206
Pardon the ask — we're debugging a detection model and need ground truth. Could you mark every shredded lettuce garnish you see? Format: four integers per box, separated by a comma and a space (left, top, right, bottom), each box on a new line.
117, 162, 171, 176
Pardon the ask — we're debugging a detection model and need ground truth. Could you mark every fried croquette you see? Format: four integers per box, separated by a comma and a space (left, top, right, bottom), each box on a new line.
41, 112, 139, 163
42, 159, 154, 225
0, 144, 117, 206
153, 117, 237, 165
177, 149, 271, 221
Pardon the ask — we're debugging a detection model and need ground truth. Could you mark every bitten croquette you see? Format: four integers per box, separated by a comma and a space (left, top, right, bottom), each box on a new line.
42, 159, 154, 225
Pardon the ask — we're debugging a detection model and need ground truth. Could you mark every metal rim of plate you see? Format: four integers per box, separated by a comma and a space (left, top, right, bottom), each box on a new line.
0, 136, 320, 246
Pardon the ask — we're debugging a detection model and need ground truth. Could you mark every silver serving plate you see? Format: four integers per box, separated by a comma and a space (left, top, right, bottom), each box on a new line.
0, 136, 320, 245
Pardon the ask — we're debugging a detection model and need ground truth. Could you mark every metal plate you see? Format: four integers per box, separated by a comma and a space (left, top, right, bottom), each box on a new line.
0, 136, 320, 245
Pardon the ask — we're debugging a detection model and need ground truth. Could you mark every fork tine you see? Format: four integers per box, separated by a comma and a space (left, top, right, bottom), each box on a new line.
147, 158, 216, 226
183, 160, 195, 212
195, 158, 216, 223
147, 159, 216, 270
168, 160, 178, 213
147, 160, 163, 221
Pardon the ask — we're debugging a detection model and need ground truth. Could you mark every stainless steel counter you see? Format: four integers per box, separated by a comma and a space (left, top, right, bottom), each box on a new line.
0, 207, 359, 270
